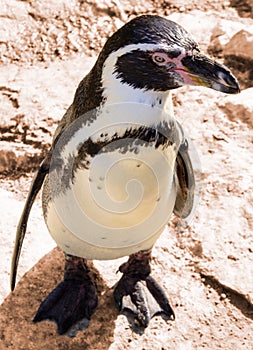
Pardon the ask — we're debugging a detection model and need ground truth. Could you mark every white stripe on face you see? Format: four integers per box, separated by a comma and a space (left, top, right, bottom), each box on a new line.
101, 43, 183, 106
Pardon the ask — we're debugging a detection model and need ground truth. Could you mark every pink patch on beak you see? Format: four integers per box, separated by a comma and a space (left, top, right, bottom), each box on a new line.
171, 68, 198, 85
170, 52, 201, 86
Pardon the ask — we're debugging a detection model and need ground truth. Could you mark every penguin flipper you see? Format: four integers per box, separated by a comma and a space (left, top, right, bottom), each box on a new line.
10, 154, 51, 291
173, 133, 197, 221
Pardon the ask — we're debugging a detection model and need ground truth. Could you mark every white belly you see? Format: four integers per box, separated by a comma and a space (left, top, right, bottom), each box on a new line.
44, 143, 177, 259
43, 102, 182, 259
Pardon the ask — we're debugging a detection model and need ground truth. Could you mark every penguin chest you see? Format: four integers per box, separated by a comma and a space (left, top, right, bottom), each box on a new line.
45, 142, 177, 259
73, 143, 176, 227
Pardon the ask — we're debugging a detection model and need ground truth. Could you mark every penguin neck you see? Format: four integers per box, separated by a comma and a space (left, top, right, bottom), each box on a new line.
102, 78, 173, 113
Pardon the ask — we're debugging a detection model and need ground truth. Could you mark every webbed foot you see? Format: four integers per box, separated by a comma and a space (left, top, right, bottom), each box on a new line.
33, 255, 98, 336
113, 251, 175, 328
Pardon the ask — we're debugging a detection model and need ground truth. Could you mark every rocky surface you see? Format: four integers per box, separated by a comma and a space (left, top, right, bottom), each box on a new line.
0, 1, 253, 349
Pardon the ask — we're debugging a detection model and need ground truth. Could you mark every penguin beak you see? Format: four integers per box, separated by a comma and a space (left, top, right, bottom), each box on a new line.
176, 52, 240, 94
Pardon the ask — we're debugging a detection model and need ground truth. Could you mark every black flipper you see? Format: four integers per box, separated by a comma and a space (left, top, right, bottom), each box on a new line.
173, 126, 199, 221
33, 255, 98, 337
10, 154, 51, 291
113, 251, 175, 329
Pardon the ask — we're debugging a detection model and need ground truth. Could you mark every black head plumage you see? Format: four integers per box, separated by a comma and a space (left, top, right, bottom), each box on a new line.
73, 14, 239, 116
102, 15, 198, 56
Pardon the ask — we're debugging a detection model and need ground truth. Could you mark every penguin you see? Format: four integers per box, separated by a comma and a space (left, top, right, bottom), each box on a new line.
11, 15, 240, 336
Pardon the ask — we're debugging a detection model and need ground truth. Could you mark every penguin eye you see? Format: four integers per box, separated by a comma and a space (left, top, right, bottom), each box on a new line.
152, 52, 168, 66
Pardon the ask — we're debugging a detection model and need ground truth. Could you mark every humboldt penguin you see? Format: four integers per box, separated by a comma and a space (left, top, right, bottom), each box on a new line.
11, 15, 240, 336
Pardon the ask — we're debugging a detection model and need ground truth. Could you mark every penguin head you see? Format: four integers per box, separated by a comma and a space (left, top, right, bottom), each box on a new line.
99, 15, 240, 94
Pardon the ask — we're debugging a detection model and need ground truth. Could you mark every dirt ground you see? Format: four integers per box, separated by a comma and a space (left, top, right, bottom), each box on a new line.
0, 0, 253, 349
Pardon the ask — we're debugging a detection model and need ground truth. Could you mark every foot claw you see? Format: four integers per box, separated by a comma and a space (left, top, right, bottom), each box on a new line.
33, 279, 98, 335
33, 256, 98, 336
130, 282, 150, 327
146, 276, 175, 320
113, 253, 175, 328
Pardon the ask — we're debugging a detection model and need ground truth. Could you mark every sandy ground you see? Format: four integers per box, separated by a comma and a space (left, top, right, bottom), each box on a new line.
0, 1, 253, 349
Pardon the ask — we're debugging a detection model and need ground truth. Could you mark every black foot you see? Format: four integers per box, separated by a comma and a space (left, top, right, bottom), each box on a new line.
33, 255, 98, 336
113, 251, 175, 328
